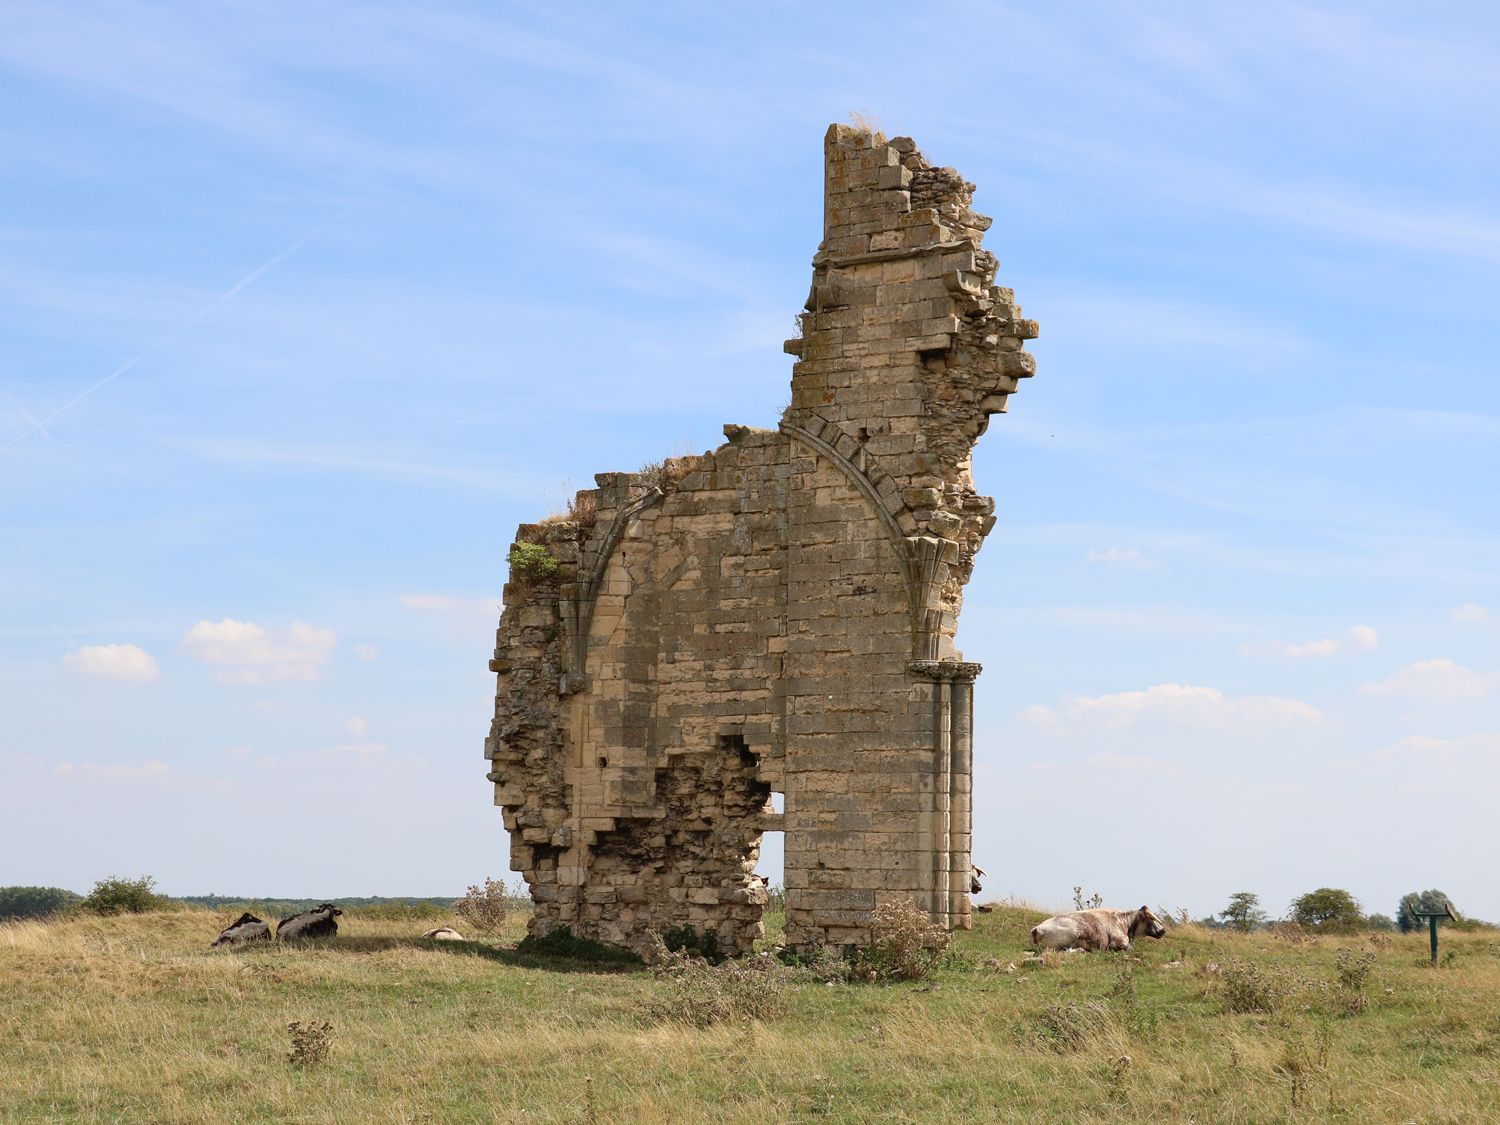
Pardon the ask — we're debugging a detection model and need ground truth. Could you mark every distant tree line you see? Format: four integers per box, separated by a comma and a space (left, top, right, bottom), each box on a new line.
0, 879, 480, 921
0, 886, 82, 921
1199, 887, 1487, 933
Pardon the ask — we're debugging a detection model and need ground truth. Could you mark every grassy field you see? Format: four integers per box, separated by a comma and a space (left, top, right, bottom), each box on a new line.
3, 904, 1499, 1123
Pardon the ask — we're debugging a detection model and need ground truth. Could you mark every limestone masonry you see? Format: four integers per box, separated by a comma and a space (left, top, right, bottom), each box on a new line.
484, 124, 1037, 956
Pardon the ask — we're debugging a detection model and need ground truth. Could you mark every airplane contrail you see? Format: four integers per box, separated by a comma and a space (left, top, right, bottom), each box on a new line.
2, 391, 50, 439
2, 209, 348, 451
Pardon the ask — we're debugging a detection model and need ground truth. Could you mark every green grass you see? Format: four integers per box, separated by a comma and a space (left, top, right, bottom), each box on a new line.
3, 904, 1499, 1122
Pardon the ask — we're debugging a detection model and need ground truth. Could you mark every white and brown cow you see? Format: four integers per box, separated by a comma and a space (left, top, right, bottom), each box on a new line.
1030, 906, 1166, 952
211, 912, 271, 946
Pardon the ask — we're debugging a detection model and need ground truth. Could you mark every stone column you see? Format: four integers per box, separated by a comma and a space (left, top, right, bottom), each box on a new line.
948, 672, 977, 929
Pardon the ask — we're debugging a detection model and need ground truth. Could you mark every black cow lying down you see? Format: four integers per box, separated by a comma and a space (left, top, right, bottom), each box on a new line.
211, 912, 271, 946
276, 904, 343, 941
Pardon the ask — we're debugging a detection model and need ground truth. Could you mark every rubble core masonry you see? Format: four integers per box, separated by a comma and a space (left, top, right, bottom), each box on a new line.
484, 124, 1038, 956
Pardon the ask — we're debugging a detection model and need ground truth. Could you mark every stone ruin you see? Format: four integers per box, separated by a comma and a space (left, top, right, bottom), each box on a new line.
484, 124, 1037, 956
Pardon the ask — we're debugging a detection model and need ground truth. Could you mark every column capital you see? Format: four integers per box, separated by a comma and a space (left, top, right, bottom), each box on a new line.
907, 659, 983, 683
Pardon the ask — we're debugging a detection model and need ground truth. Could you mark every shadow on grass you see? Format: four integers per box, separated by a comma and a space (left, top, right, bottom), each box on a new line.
223, 931, 644, 975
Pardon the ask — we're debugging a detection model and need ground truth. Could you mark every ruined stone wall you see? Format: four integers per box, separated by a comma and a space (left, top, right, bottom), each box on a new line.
485, 124, 1036, 956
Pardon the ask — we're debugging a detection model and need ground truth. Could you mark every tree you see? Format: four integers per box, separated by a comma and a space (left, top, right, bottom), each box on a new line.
1397, 889, 1458, 933
1218, 891, 1268, 933
80, 875, 169, 916
1289, 887, 1363, 932
0, 886, 81, 921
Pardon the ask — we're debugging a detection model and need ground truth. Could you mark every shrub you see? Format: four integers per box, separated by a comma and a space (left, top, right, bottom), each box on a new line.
1034, 1002, 1109, 1052
452, 877, 509, 936
80, 875, 169, 916
643, 939, 786, 1028
1218, 958, 1315, 1014
0, 886, 81, 921
507, 542, 558, 585
1335, 949, 1376, 993
1073, 886, 1103, 910
778, 942, 852, 984
286, 1020, 334, 1066
566, 490, 598, 530
853, 900, 951, 982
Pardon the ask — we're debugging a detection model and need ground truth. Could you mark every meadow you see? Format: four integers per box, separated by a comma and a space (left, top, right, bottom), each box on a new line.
3, 903, 1498, 1123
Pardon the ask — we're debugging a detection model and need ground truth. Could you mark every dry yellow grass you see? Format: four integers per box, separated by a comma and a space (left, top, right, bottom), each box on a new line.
4, 906, 1500, 1122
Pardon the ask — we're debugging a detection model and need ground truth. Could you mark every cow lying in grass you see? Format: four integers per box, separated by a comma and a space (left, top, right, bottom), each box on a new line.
211, 912, 270, 946
276, 904, 343, 941
1030, 906, 1166, 952
420, 927, 464, 941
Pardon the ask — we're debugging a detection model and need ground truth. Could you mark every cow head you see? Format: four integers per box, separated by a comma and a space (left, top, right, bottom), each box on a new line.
315, 904, 344, 916
1132, 906, 1166, 940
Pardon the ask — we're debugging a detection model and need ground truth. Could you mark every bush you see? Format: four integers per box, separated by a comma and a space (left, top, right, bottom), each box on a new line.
452, 877, 509, 936
853, 900, 951, 982
1034, 1002, 1109, 1052
286, 1020, 334, 1067
1335, 949, 1376, 993
778, 942, 852, 983
1218, 958, 1316, 1014
0, 886, 81, 921
644, 938, 786, 1028
80, 875, 169, 916
507, 542, 558, 585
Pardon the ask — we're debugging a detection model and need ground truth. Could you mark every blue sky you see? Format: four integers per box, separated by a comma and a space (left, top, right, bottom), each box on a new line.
4, 2, 1499, 922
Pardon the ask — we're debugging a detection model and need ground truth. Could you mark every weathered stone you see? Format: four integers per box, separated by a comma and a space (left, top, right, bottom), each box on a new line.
483, 124, 1037, 957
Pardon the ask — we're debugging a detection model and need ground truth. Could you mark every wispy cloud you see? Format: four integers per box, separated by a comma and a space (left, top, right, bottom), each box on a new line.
53, 758, 219, 791
1242, 624, 1378, 659
1084, 546, 1162, 573
62, 643, 160, 683
1451, 603, 1492, 624
3, 213, 345, 449
1020, 682, 1322, 736
1359, 658, 1495, 702
180, 619, 336, 685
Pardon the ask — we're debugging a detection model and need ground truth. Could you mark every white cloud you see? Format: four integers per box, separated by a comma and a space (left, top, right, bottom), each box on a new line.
399, 593, 498, 615
353, 643, 379, 661
1084, 546, 1162, 573
1359, 658, 1494, 702
52, 759, 217, 790
180, 618, 336, 684
1024, 682, 1321, 737
333, 741, 389, 756
344, 716, 367, 738
0, 752, 44, 768
1243, 624, 1378, 659
1021, 682, 1322, 739
1451, 603, 1492, 624
62, 643, 160, 682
